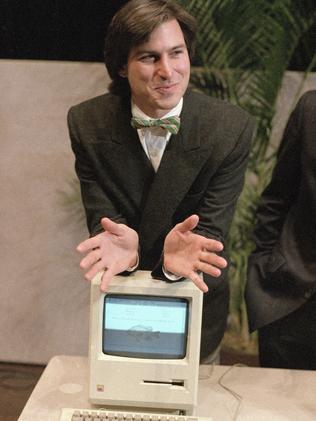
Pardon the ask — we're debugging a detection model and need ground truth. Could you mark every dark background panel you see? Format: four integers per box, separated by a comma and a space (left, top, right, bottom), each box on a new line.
0, 0, 127, 61
0, 1, 315, 68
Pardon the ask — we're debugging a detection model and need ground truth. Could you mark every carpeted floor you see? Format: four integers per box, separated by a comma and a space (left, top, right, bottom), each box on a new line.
0, 362, 45, 421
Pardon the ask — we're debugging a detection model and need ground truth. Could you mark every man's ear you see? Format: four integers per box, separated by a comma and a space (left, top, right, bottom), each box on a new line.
119, 66, 127, 78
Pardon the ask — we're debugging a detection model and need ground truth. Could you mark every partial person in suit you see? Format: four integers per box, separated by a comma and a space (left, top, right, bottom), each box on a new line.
68, 0, 254, 361
245, 90, 316, 369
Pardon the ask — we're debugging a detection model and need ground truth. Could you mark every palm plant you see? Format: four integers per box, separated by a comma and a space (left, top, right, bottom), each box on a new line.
178, 0, 316, 350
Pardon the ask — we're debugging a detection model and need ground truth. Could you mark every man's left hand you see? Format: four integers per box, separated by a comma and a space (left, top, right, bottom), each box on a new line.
163, 215, 227, 292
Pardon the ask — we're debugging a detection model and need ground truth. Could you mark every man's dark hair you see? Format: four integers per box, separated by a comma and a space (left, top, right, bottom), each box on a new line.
104, 0, 197, 97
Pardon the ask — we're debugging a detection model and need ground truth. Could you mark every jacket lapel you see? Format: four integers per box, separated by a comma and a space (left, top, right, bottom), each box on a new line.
100, 100, 155, 211
139, 95, 213, 251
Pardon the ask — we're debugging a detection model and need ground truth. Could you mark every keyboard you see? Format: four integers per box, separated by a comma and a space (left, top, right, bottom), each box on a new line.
59, 408, 212, 421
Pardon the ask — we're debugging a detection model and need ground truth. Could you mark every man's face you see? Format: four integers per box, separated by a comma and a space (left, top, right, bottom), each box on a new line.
121, 19, 190, 118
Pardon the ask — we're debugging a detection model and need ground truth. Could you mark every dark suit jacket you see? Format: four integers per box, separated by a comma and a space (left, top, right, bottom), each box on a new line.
245, 90, 316, 333
68, 89, 254, 358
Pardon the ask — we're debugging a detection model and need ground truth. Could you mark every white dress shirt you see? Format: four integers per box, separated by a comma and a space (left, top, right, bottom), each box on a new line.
131, 99, 183, 172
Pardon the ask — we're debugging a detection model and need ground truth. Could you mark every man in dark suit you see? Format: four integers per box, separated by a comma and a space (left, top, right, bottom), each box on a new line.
245, 90, 316, 369
68, 0, 254, 361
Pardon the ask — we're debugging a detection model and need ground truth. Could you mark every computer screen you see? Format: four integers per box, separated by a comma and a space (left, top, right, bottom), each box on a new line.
89, 271, 203, 416
103, 294, 188, 359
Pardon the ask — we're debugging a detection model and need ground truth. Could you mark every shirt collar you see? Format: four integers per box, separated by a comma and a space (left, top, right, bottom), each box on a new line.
131, 98, 183, 120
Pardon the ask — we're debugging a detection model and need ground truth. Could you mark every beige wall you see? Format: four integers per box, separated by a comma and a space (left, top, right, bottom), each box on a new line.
0, 60, 315, 364
1, 60, 110, 364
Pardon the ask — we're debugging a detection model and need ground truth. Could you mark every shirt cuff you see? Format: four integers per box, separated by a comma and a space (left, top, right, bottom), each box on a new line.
126, 253, 139, 272
162, 266, 182, 281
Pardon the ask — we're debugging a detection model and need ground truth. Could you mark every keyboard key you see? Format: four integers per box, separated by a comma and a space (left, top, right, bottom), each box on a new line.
71, 410, 83, 421
61, 407, 212, 421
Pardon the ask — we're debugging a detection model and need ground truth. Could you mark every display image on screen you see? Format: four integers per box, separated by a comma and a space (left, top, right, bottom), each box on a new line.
102, 294, 189, 359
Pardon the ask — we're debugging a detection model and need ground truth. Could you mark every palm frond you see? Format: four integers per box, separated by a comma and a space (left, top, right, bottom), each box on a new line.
179, 0, 316, 343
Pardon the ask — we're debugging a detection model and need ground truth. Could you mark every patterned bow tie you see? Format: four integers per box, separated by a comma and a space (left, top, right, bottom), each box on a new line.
131, 116, 180, 134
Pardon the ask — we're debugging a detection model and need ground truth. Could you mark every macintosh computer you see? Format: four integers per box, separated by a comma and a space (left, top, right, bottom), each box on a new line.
60, 271, 212, 421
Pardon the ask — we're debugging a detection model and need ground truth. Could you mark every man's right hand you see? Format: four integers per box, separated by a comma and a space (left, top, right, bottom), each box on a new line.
77, 218, 139, 292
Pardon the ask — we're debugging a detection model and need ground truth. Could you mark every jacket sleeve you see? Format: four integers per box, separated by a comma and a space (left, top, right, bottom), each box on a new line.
194, 113, 254, 287
152, 112, 255, 285
251, 99, 303, 255
247, 94, 310, 297
67, 106, 127, 237
194, 114, 254, 243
